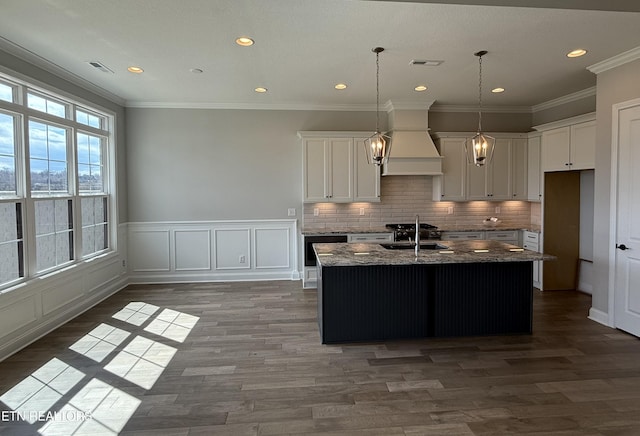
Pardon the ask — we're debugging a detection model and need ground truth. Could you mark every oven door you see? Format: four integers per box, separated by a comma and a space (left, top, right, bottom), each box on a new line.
305, 235, 348, 266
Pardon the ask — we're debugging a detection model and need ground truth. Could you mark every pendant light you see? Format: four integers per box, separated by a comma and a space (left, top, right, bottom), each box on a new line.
364, 47, 391, 166
465, 50, 495, 167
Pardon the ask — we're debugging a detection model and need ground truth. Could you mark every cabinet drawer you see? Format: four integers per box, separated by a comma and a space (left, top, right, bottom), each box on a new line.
442, 231, 484, 240
485, 230, 519, 241
524, 231, 539, 244
523, 242, 539, 252
347, 233, 394, 243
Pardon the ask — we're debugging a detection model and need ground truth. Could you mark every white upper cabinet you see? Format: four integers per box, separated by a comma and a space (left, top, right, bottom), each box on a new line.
537, 113, 596, 172
569, 120, 596, 170
300, 132, 380, 203
527, 134, 542, 202
511, 138, 528, 200
433, 137, 466, 201
434, 133, 526, 201
353, 138, 381, 201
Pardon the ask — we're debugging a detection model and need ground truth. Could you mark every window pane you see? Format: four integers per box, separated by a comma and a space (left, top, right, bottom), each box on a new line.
81, 196, 108, 257
35, 199, 73, 272
28, 93, 67, 118
76, 109, 102, 129
0, 113, 16, 155
29, 121, 68, 194
0, 82, 14, 103
77, 133, 90, 163
0, 113, 17, 195
89, 136, 102, 165
0, 202, 24, 286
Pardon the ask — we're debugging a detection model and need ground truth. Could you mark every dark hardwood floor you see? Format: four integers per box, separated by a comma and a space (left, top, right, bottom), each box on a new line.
1, 281, 640, 435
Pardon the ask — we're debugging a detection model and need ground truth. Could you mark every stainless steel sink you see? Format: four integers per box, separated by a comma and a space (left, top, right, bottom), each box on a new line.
380, 243, 449, 250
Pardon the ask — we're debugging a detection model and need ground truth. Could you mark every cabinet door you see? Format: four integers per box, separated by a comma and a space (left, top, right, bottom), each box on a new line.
569, 120, 595, 170
527, 135, 542, 201
542, 127, 570, 171
488, 138, 512, 200
511, 138, 528, 200
436, 138, 466, 201
327, 138, 353, 202
353, 138, 380, 202
303, 138, 329, 202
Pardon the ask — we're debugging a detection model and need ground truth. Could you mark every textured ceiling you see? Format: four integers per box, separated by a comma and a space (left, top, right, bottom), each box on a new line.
0, 0, 639, 109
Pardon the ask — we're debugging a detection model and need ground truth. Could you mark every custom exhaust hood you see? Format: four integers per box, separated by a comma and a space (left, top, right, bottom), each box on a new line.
382, 103, 443, 176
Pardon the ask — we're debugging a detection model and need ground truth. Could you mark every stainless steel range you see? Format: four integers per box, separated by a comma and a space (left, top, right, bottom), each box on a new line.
386, 223, 442, 241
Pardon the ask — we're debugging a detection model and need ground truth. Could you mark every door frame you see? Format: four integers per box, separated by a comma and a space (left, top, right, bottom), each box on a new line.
608, 97, 640, 328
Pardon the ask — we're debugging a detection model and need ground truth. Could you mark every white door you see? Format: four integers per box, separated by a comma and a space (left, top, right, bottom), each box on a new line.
614, 103, 640, 336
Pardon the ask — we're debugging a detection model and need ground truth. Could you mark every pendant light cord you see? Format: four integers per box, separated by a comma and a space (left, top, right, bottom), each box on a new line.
477, 53, 483, 132
376, 49, 381, 133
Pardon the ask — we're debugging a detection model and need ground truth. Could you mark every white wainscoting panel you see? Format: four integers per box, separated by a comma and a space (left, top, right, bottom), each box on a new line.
255, 227, 290, 269
129, 229, 171, 272
175, 229, 211, 271
41, 275, 84, 315
127, 219, 299, 283
215, 228, 251, 270
0, 295, 38, 340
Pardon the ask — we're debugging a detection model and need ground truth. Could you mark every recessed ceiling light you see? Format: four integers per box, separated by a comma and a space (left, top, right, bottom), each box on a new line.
491, 87, 505, 93
567, 49, 587, 58
190, 68, 204, 74
334, 83, 347, 90
254, 87, 268, 93
127, 66, 144, 74
414, 85, 427, 92
236, 37, 255, 47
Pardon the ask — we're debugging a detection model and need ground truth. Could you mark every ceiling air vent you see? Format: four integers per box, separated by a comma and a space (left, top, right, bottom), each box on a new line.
409, 59, 443, 67
87, 61, 114, 74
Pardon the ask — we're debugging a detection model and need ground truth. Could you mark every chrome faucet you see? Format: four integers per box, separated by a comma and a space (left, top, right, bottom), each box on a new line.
415, 214, 420, 256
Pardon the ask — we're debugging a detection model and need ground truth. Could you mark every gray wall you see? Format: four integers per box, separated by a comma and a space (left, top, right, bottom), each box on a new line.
592, 58, 640, 313
125, 108, 383, 222
0, 49, 128, 224
429, 111, 532, 132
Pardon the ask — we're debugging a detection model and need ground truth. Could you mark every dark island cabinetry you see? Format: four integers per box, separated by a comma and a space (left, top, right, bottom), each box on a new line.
317, 261, 533, 343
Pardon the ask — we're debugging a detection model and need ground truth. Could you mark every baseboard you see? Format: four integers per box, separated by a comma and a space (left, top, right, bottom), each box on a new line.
128, 270, 300, 285
588, 307, 612, 327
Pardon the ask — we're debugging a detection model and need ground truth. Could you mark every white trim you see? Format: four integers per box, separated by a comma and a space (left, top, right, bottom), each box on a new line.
430, 104, 531, 114
531, 87, 596, 113
588, 46, 640, 75
385, 100, 435, 111
125, 101, 378, 111
532, 112, 596, 131
588, 307, 610, 327
607, 97, 640, 328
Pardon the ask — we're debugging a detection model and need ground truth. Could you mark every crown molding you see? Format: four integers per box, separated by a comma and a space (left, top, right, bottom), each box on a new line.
0, 36, 125, 106
430, 104, 532, 113
531, 111, 595, 131
384, 100, 435, 112
125, 101, 380, 111
587, 46, 640, 74
531, 86, 596, 112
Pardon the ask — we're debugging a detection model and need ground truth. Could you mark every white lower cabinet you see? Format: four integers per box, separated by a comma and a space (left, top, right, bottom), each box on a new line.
523, 231, 541, 289
485, 230, 519, 246
441, 231, 484, 240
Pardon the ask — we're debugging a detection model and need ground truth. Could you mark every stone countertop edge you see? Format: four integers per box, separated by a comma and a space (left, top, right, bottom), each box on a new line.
313, 240, 555, 267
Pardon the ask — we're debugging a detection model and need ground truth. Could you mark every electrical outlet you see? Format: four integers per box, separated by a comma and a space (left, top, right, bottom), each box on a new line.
359, 208, 365, 216
495, 206, 501, 214
287, 208, 296, 216
122, 259, 126, 267
313, 208, 319, 216
447, 206, 454, 215
239, 255, 246, 264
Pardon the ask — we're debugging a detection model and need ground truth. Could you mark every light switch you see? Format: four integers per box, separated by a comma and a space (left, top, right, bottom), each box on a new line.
288, 208, 296, 216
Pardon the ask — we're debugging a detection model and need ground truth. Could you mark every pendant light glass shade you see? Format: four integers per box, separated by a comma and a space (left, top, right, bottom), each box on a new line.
364, 47, 391, 166
465, 50, 495, 167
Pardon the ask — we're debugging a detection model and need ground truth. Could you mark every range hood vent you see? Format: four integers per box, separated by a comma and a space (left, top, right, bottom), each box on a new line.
382, 105, 442, 176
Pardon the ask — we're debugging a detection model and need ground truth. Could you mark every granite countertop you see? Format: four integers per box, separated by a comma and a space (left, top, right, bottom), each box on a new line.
313, 240, 554, 267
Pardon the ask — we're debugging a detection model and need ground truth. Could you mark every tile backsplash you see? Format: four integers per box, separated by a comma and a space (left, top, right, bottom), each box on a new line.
303, 175, 533, 229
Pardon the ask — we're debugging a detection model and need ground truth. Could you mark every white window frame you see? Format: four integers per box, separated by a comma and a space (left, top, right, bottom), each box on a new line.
0, 68, 117, 290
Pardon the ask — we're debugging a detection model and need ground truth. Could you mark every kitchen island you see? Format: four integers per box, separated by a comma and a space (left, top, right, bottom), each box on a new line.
314, 240, 553, 343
